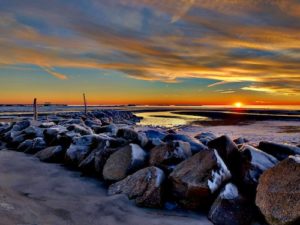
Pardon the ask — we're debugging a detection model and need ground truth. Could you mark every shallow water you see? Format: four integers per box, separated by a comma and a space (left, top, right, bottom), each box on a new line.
136, 111, 208, 128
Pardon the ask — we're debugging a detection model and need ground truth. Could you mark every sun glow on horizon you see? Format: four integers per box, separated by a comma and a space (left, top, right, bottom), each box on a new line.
234, 102, 243, 108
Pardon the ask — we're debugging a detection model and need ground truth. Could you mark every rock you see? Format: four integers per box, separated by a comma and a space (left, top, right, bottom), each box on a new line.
65, 135, 102, 166
103, 144, 147, 182
144, 129, 166, 140
258, 141, 300, 160
116, 128, 148, 148
208, 183, 254, 225
9, 133, 27, 148
233, 137, 249, 145
24, 137, 47, 154
208, 135, 241, 178
67, 124, 93, 135
84, 118, 102, 128
94, 147, 120, 176
93, 124, 117, 135
194, 132, 217, 145
238, 145, 278, 195
22, 126, 44, 139
108, 166, 165, 208
17, 139, 34, 152
35, 146, 64, 163
11, 120, 30, 132
163, 134, 207, 154
43, 126, 67, 145
149, 141, 191, 172
0, 123, 13, 136
57, 131, 80, 149
39, 122, 56, 128
169, 149, 232, 209
256, 155, 300, 225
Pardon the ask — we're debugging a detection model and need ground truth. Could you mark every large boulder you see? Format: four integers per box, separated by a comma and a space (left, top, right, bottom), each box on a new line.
108, 166, 165, 208
238, 145, 278, 195
116, 128, 148, 148
93, 124, 117, 135
103, 144, 147, 182
194, 132, 217, 145
258, 141, 300, 161
149, 141, 191, 172
256, 155, 300, 225
208, 135, 241, 178
94, 147, 120, 176
163, 134, 207, 154
65, 135, 102, 166
43, 126, 67, 145
35, 145, 64, 163
169, 149, 232, 209
23, 137, 47, 154
208, 183, 254, 225
11, 120, 30, 132
22, 126, 44, 139
66, 124, 93, 135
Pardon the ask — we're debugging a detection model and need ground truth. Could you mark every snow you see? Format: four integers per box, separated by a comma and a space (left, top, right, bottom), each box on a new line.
208, 150, 232, 193
155, 167, 165, 187
220, 183, 239, 200
289, 155, 300, 163
130, 144, 146, 162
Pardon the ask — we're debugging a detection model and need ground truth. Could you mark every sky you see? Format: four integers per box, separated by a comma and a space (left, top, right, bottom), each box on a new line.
0, 0, 300, 105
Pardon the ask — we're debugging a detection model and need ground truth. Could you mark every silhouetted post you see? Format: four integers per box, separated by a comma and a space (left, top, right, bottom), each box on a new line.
33, 98, 38, 120
83, 93, 87, 115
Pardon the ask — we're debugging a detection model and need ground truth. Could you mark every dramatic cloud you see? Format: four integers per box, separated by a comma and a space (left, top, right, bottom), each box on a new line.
0, 0, 300, 97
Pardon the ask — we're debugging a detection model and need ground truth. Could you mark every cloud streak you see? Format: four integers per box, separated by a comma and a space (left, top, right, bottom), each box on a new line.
0, 0, 300, 98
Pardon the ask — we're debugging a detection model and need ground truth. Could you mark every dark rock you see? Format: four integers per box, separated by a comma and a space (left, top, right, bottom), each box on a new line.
57, 131, 80, 149
207, 135, 240, 178
93, 124, 117, 135
238, 145, 278, 195
17, 139, 34, 152
84, 118, 102, 128
94, 147, 120, 176
256, 155, 300, 225
67, 124, 93, 135
43, 126, 67, 145
103, 144, 147, 182
258, 141, 300, 161
35, 146, 64, 163
116, 128, 148, 148
24, 137, 47, 154
22, 126, 44, 139
163, 134, 207, 154
65, 135, 103, 166
144, 129, 166, 140
233, 137, 249, 145
149, 141, 191, 172
194, 132, 217, 145
108, 166, 165, 208
11, 120, 30, 132
169, 149, 231, 209
208, 183, 254, 225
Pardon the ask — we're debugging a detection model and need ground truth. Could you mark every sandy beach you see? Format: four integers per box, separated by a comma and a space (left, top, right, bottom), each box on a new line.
0, 150, 212, 225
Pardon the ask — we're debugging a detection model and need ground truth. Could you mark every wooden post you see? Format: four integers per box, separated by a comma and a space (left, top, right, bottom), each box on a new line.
83, 93, 87, 115
33, 98, 38, 120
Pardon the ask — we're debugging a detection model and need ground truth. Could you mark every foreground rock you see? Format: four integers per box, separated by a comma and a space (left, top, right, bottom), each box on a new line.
256, 155, 300, 225
149, 141, 191, 172
238, 145, 278, 195
194, 132, 217, 145
169, 149, 231, 209
108, 166, 165, 208
35, 146, 64, 163
208, 183, 254, 225
207, 135, 240, 178
258, 141, 300, 160
103, 144, 147, 182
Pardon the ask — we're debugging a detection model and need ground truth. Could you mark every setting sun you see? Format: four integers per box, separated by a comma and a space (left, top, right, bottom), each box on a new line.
234, 102, 243, 108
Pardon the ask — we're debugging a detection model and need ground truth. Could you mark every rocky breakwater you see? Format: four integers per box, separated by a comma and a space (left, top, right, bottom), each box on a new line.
0, 111, 299, 225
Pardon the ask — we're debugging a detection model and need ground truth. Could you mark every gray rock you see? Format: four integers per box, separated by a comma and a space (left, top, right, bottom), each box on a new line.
67, 124, 93, 135
35, 146, 64, 163
233, 137, 249, 145
209, 183, 254, 225
258, 141, 300, 160
169, 149, 231, 209
239, 145, 278, 194
103, 144, 147, 182
149, 141, 191, 172
163, 134, 207, 154
93, 124, 117, 135
24, 137, 47, 154
194, 132, 217, 145
108, 166, 165, 208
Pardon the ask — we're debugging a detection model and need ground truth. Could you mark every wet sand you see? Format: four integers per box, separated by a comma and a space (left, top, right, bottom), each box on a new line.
0, 150, 212, 225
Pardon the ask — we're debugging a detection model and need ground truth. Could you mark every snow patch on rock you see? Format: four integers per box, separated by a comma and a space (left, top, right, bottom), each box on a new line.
130, 144, 146, 162
289, 155, 300, 163
220, 183, 239, 200
155, 167, 165, 187
208, 150, 232, 193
